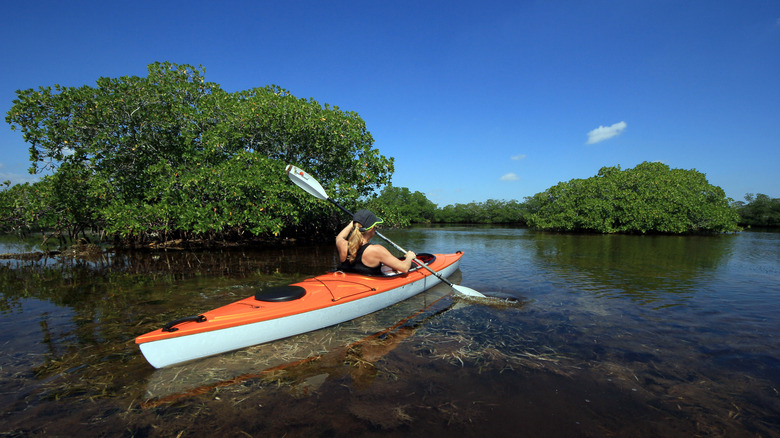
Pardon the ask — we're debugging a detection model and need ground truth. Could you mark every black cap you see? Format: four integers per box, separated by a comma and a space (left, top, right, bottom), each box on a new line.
353, 209, 384, 232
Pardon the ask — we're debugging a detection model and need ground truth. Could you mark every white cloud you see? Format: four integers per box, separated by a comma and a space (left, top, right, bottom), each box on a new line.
1, 173, 38, 185
511, 154, 526, 160
586, 121, 627, 144
500, 172, 519, 181
0, 163, 40, 186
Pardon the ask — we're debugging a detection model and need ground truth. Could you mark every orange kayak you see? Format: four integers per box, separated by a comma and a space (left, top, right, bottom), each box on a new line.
136, 252, 463, 368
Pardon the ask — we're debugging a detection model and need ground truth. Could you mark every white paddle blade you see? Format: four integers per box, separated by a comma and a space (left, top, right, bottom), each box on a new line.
452, 284, 487, 298
286, 163, 487, 300
286, 165, 329, 200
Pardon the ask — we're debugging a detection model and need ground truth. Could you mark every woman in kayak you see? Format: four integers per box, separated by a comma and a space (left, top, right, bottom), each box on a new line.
337, 209, 416, 274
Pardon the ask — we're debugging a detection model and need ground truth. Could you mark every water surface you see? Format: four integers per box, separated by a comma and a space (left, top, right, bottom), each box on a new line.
1, 227, 778, 437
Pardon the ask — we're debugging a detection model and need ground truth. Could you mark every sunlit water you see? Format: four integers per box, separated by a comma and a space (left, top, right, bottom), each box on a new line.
1, 227, 778, 437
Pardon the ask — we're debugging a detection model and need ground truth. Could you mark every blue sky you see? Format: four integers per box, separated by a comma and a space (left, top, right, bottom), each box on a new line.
2, 1, 778, 206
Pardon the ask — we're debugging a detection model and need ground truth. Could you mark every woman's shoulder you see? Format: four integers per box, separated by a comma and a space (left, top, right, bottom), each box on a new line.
363, 243, 391, 256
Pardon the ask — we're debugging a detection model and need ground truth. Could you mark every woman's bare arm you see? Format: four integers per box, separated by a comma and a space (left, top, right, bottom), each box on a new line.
335, 222, 353, 262
363, 245, 416, 273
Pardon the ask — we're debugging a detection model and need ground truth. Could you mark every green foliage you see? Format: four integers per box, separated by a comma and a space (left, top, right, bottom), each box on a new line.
525, 162, 740, 234
0, 174, 94, 243
0, 182, 40, 234
367, 185, 438, 226
735, 193, 780, 227
5, 62, 393, 244
434, 199, 526, 224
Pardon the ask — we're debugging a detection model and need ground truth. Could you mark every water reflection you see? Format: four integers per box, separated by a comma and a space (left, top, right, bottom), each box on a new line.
531, 233, 738, 306
394, 226, 743, 307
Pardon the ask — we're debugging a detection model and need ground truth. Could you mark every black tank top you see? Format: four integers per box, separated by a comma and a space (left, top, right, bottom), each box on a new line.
339, 243, 384, 276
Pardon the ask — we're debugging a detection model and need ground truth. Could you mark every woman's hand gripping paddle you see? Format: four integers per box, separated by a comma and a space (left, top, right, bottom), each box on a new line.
286, 164, 487, 298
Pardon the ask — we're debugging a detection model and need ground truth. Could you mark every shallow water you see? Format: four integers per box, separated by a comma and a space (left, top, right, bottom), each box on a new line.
1, 227, 778, 437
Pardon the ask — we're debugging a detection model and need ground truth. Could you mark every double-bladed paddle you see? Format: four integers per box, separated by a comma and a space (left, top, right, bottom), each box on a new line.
286, 164, 486, 298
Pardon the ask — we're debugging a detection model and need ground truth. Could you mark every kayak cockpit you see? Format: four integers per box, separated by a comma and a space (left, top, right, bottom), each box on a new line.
373, 253, 436, 277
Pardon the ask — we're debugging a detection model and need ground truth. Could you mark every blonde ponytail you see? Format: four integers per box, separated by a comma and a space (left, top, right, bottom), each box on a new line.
346, 223, 364, 263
